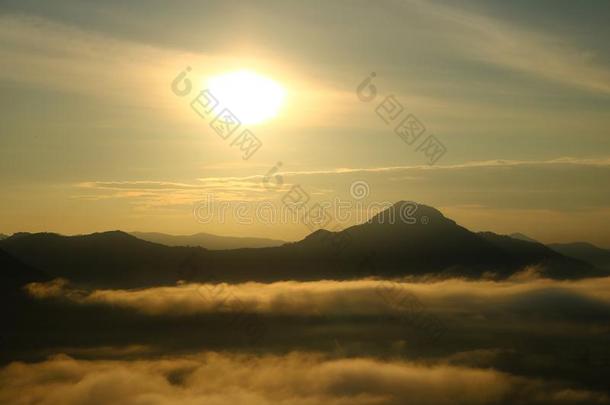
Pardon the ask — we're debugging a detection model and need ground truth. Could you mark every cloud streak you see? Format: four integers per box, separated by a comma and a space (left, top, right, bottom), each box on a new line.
412, 0, 610, 96
25, 276, 610, 318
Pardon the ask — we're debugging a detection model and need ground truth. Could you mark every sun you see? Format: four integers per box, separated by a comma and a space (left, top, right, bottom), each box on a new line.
205, 70, 286, 125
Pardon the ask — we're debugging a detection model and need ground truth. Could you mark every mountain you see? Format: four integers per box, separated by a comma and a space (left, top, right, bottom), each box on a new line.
0, 233, 8, 240
0, 247, 48, 289
297, 202, 517, 278
0, 246, 49, 322
548, 242, 610, 271
0, 247, 49, 354
130, 231, 285, 249
509, 233, 538, 243
292, 202, 600, 279
478, 232, 599, 278
0, 202, 604, 288
0, 231, 201, 288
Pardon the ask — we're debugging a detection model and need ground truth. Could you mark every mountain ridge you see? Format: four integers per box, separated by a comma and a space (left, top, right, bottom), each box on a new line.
549, 242, 610, 270
1, 202, 605, 288
130, 231, 286, 250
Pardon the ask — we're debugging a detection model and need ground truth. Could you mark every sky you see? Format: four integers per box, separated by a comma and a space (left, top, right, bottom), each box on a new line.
1, 0, 609, 245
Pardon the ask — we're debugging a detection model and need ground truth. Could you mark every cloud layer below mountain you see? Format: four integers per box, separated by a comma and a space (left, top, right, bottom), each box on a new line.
2, 352, 608, 405
25, 275, 610, 318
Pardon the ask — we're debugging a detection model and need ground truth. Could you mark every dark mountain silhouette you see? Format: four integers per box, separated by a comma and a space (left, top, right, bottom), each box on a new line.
130, 231, 285, 249
1, 202, 605, 288
508, 234, 610, 272
0, 233, 8, 240
0, 231, 202, 288
0, 247, 49, 343
292, 203, 601, 279
0, 247, 48, 290
293, 203, 515, 279
549, 242, 610, 271
478, 232, 600, 278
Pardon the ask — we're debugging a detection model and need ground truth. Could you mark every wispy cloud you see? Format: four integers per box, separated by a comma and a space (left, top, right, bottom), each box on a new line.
412, 0, 610, 96
73, 156, 610, 206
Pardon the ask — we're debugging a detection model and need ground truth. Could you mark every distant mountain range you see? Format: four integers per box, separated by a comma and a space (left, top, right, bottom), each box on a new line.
130, 231, 285, 249
1, 202, 606, 289
0, 233, 8, 240
507, 233, 610, 271
549, 242, 610, 271
509, 233, 610, 270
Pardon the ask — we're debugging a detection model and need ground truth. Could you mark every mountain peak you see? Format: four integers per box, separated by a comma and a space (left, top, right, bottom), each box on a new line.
88, 230, 136, 240
130, 231, 285, 249
302, 229, 334, 241
368, 201, 451, 227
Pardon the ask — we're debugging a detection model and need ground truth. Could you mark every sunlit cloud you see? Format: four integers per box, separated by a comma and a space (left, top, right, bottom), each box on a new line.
1, 351, 607, 405
25, 276, 610, 317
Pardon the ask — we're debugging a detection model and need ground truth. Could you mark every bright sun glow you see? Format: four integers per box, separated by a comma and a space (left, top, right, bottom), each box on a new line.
206, 70, 286, 125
